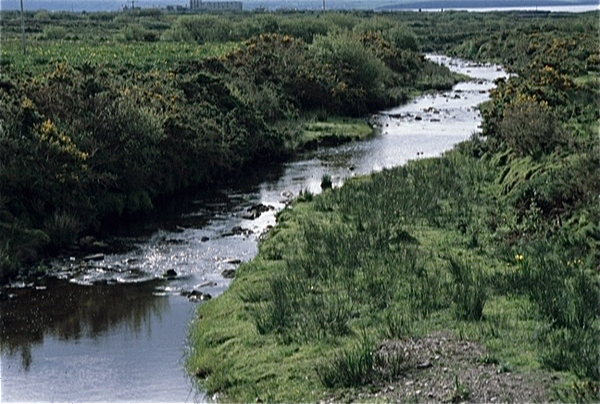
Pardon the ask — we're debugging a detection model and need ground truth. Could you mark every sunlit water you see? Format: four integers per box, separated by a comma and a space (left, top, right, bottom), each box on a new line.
0, 55, 507, 402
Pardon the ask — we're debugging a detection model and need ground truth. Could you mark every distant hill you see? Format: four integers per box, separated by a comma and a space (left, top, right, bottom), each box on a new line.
376, 0, 599, 10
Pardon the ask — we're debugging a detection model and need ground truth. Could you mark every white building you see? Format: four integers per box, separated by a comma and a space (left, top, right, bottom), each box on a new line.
190, 0, 243, 11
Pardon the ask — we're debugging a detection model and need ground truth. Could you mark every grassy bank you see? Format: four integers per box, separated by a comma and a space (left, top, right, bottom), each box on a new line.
297, 117, 376, 150
188, 151, 598, 402
187, 11, 599, 403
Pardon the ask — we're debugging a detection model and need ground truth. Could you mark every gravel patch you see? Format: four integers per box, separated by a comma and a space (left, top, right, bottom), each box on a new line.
327, 332, 559, 403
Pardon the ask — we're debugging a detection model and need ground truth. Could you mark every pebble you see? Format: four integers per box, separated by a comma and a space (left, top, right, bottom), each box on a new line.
417, 361, 432, 369
83, 253, 104, 262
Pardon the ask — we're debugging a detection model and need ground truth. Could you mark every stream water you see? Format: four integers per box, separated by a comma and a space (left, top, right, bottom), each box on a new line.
0, 55, 507, 402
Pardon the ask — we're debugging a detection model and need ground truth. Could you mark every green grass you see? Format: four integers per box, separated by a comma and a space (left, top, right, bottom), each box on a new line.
187, 149, 599, 401
1, 39, 240, 75
297, 117, 375, 150
574, 71, 600, 86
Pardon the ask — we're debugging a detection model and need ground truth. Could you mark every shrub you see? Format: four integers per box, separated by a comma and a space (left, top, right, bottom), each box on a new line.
499, 97, 568, 159
37, 26, 69, 40
33, 11, 51, 21
386, 26, 419, 51
116, 24, 157, 42
311, 31, 392, 92
277, 17, 329, 43
161, 15, 235, 43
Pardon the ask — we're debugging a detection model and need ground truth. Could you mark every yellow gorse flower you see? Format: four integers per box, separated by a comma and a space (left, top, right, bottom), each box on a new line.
36, 119, 88, 162
22, 97, 34, 109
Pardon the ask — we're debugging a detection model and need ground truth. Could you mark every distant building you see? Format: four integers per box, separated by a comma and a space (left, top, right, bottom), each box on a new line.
190, 0, 242, 11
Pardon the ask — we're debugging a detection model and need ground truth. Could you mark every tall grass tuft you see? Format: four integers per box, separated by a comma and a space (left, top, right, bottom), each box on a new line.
321, 174, 332, 190
448, 258, 488, 321
315, 332, 377, 388
316, 331, 407, 388
43, 211, 81, 249
383, 309, 412, 339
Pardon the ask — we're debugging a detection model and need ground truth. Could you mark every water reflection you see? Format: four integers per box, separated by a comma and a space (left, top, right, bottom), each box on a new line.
0, 277, 168, 371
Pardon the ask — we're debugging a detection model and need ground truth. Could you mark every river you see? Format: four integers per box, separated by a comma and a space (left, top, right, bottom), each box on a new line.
0, 55, 507, 402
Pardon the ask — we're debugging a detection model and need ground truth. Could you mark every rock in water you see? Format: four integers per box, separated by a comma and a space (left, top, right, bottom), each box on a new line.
221, 269, 236, 279
182, 290, 212, 302
242, 203, 274, 220
163, 269, 177, 279
83, 253, 104, 262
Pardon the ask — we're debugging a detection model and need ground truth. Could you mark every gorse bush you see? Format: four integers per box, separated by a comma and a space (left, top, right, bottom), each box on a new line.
0, 54, 300, 268
310, 31, 393, 114
499, 97, 567, 159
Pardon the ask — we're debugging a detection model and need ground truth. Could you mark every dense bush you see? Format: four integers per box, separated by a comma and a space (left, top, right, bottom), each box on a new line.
161, 14, 237, 43
499, 97, 567, 159
0, 60, 286, 270
310, 31, 394, 115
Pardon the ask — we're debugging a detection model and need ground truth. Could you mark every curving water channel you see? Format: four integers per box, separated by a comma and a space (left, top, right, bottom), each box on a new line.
0, 55, 507, 402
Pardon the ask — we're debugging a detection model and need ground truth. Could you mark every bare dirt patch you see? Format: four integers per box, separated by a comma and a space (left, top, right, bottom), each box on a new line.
354, 332, 559, 403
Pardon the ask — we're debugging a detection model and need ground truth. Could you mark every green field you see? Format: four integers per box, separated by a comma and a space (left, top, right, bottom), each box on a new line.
1, 39, 241, 74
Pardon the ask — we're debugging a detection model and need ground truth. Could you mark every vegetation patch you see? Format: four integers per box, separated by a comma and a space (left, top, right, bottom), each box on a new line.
1, 8, 598, 402
299, 118, 375, 150
1, 11, 463, 281
187, 9, 599, 402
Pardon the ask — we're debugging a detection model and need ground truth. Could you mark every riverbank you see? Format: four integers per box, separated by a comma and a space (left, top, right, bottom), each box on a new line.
187, 13, 599, 403
187, 150, 585, 402
1, 11, 465, 283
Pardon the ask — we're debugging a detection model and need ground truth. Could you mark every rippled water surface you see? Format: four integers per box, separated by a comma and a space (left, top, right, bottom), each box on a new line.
0, 56, 507, 402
